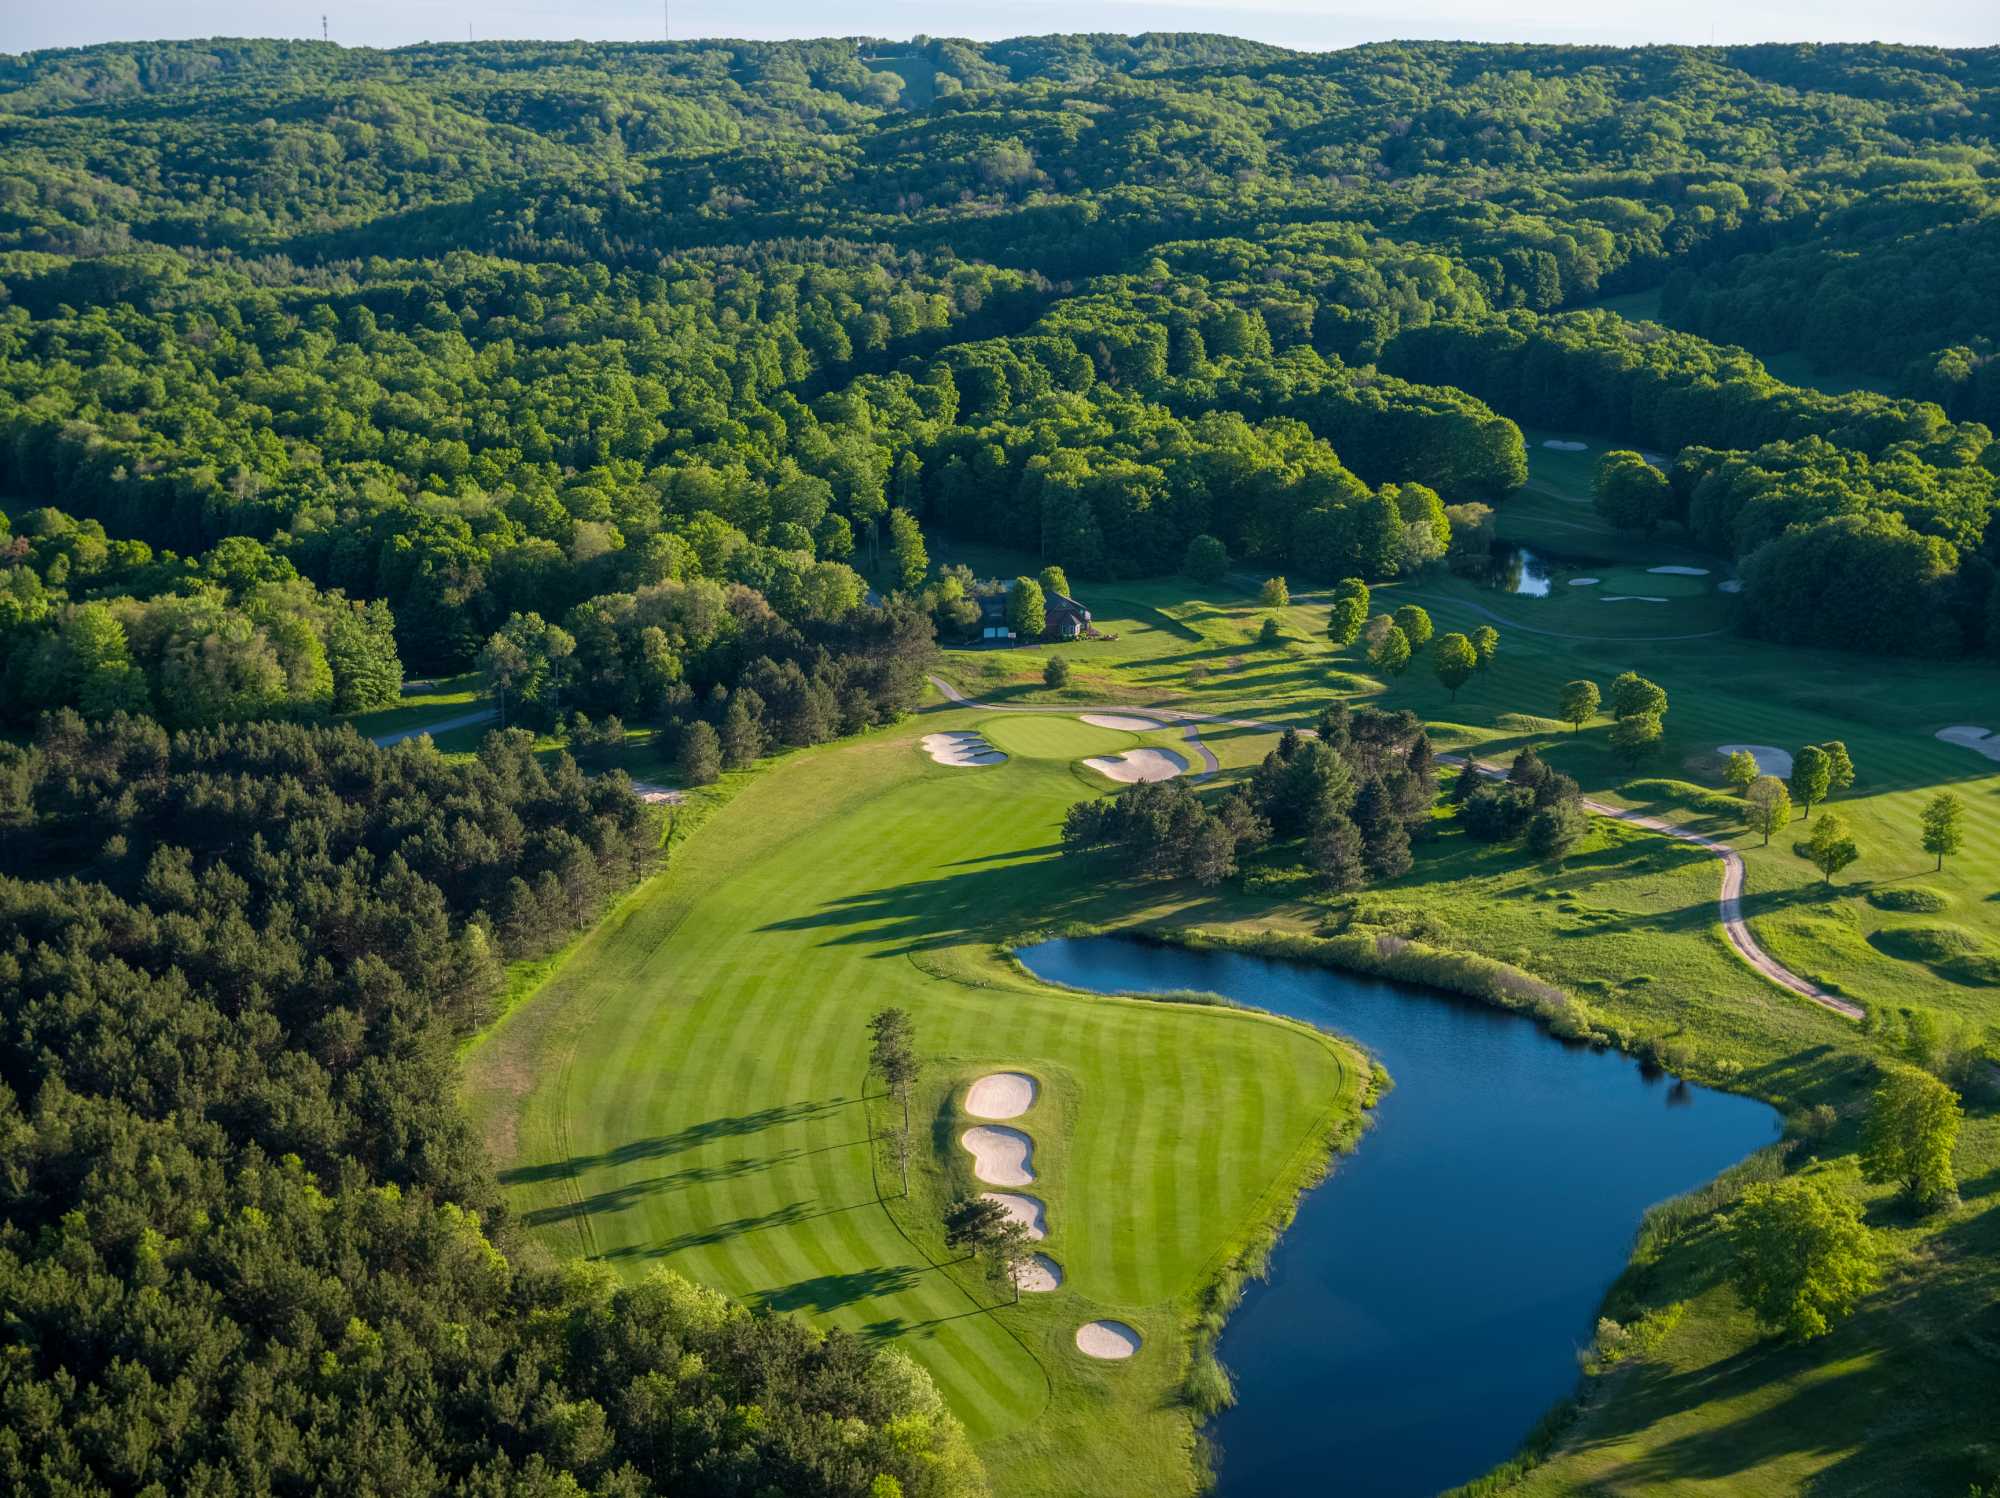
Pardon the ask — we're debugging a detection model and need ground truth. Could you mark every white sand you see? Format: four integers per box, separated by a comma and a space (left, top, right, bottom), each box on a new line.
1075, 1320, 1142, 1359
1640, 451, 1670, 466
981, 1192, 1047, 1241
965, 1072, 1038, 1120
629, 782, 687, 805
1541, 439, 1589, 452
921, 731, 1005, 767
1648, 565, 1710, 576
1568, 577, 1601, 586
1937, 726, 2000, 763
961, 1126, 1035, 1185
1718, 744, 1793, 778
1718, 579, 1744, 594
1014, 1254, 1064, 1293
1602, 595, 1669, 603
1083, 747, 1189, 783
1079, 713, 1164, 731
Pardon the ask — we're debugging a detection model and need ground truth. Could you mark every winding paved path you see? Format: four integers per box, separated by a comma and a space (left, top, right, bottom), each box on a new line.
928, 674, 1861, 1023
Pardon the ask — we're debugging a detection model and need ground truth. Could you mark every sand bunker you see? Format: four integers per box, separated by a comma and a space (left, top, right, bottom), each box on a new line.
961, 1126, 1035, 1185
629, 782, 687, 805
1083, 748, 1188, 783
965, 1072, 1038, 1120
1569, 577, 1601, 587
1937, 726, 2000, 763
1719, 744, 1793, 778
981, 1192, 1047, 1241
1640, 451, 1670, 466
1079, 713, 1164, 731
1075, 1321, 1142, 1359
922, 731, 1005, 767
1718, 579, 1744, 594
1602, 595, 1669, 603
1014, 1254, 1064, 1293
1541, 439, 1589, 452
1648, 565, 1710, 576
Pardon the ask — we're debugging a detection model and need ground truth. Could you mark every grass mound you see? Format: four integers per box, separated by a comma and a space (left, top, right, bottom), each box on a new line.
1623, 778, 1745, 817
1866, 886, 1951, 913
1871, 923, 1984, 963
1494, 712, 1569, 734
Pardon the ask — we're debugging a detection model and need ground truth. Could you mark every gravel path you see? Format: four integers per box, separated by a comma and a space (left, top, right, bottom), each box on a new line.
371, 706, 498, 746
928, 675, 1861, 1023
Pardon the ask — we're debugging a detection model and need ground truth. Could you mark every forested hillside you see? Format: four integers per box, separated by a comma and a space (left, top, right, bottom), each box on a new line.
5, 30, 2000, 1497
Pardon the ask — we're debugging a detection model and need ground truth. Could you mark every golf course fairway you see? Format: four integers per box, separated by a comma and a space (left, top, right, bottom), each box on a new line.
466, 714, 1364, 1497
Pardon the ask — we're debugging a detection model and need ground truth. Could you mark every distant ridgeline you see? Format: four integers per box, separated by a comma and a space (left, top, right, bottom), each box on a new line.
1, 34, 1997, 704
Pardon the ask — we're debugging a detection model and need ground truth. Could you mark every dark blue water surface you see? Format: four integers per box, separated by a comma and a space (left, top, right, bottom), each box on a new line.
1016, 937, 1778, 1498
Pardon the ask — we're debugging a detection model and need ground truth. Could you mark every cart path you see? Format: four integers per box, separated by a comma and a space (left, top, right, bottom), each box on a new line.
928, 675, 1861, 1022
370, 706, 498, 746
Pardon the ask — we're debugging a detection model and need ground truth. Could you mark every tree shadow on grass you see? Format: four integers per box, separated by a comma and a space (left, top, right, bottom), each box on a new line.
499, 1096, 857, 1184
753, 1264, 928, 1315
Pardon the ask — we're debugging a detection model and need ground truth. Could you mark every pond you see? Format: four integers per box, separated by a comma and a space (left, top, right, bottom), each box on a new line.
1487, 541, 1555, 596
1016, 937, 1779, 1498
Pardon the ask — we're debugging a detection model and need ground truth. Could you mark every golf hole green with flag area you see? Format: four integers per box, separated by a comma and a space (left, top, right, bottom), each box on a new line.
465, 721, 1362, 1497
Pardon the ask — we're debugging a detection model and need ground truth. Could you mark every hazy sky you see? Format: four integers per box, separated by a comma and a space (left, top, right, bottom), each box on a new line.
3, 0, 1994, 55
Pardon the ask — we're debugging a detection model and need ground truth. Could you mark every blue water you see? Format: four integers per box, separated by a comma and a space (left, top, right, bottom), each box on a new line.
1016, 937, 1779, 1498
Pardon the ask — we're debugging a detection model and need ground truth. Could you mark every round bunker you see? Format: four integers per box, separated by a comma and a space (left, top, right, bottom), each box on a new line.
981, 1192, 1047, 1241
960, 1126, 1035, 1185
1718, 744, 1794, 778
1079, 713, 1165, 732
1937, 726, 2000, 763
921, 731, 1005, 767
1014, 1255, 1064, 1293
1084, 747, 1189, 783
965, 1071, 1038, 1120
1075, 1320, 1142, 1359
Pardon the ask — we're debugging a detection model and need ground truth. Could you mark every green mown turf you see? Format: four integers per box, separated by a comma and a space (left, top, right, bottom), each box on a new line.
466, 726, 1361, 1497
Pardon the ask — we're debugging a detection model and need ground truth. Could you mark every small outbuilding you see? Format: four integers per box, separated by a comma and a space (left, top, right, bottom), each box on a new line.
977, 593, 1014, 642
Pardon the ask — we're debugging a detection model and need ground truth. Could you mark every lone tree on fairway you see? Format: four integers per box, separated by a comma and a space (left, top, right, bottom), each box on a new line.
1920, 790, 1965, 870
1432, 632, 1477, 699
1819, 740, 1855, 797
1745, 776, 1791, 845
867, 1008, 919, 1191
1393, 603, 1433, 649
1043, 655, 1070, 689
1260, 576, 1290, 608
1369, 623, 1411, 677
1724, 750, 1760, 792
1007, 577, 1046, 640
1610, 711, 1663, 765
942, 1197, 1032, 1303
1726, 1177, 1878, 1341
1791, 744, 1831, 820
1259, 616, 1284, 646
1328, 578, 1370, 645
1806, 811, 1860, 886
1610, 671, 1667, 722
1862, 1065, 1962, 1210
679, 719, 722, 786
1472, 624, 1499, 669
1557, 679, 1599, 733
1184, 534, 1228, 583
1594, 450, 1672, 535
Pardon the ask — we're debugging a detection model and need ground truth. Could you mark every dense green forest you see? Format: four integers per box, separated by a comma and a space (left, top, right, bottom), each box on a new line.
5, 30, 2000, 1496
